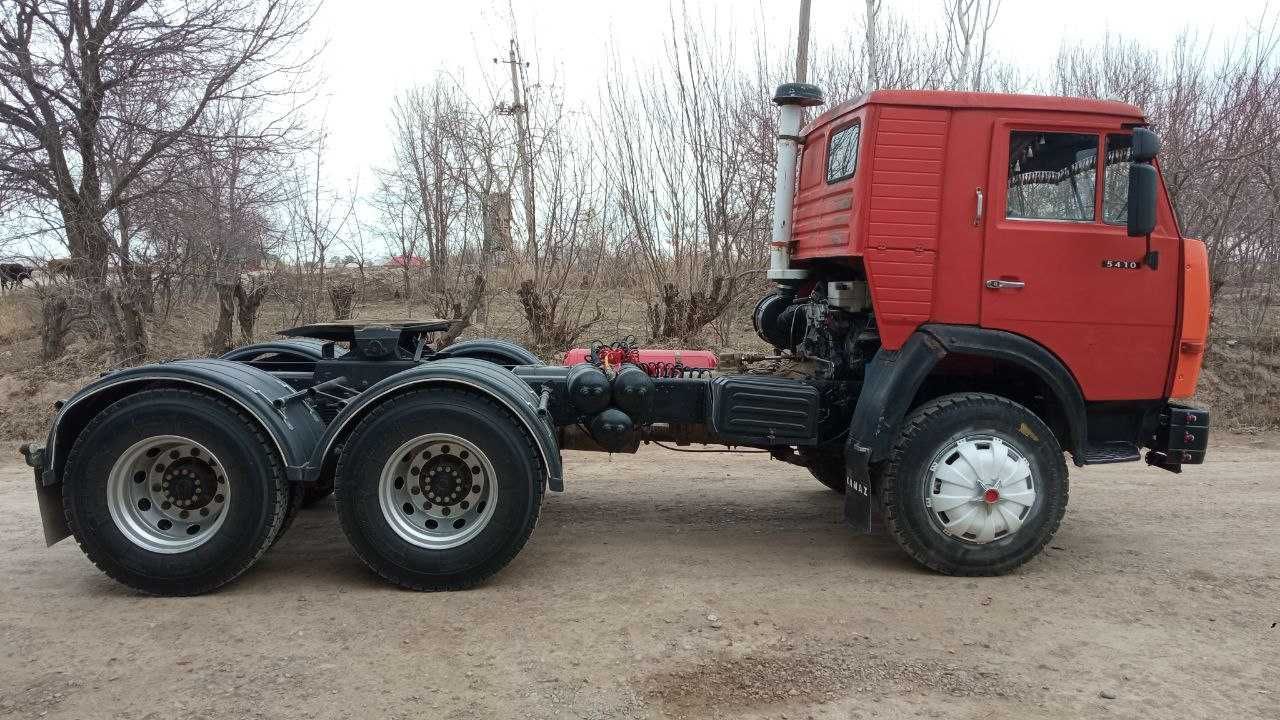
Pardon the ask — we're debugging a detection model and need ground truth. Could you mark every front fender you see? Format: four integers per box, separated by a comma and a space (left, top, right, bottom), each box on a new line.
41, 359, 327, 489
307, 357, 564, 491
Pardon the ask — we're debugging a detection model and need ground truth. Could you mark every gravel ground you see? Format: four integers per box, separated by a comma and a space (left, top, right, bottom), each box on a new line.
1, 433, 1277, 720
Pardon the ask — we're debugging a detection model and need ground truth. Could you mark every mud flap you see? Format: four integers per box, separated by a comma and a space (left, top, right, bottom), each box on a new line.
34, 477, 70, 546
21, 444, 70, 546
843, 443, 874, 534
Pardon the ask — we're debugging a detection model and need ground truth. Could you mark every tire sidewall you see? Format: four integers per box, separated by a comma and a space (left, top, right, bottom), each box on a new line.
890, 396, 1066, 571
65, 392, 283, 591
335, 391, 540, 584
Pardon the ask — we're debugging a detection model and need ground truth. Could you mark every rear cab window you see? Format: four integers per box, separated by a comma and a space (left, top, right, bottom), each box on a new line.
826, 122, 861, 184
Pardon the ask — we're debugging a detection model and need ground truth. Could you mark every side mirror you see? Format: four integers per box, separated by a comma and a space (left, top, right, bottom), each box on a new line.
1127, 163, 1158, 237
1131, 127, 1161, 162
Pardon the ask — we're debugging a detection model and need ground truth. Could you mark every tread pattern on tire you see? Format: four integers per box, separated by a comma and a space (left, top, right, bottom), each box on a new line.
63, 388, 289, 595
333, 387, 545, 592
878, 392, 1069, 576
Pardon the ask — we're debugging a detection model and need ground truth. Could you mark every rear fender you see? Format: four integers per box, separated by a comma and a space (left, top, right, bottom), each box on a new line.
33, 360, 326, 546
307, 357, 563, 491
434, 338, 541, 366
42, 359, 325, 488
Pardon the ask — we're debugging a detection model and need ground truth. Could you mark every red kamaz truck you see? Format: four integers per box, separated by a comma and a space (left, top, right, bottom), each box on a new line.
22, 85, 1210, 595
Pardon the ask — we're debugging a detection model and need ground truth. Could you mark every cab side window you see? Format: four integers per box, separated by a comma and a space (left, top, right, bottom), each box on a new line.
1006, 132, 1098, 222
1102, 134, 1132, 225
826, 123, 860, 184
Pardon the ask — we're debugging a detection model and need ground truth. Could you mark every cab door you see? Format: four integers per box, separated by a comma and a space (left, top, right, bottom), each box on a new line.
979, 121, 1179, 401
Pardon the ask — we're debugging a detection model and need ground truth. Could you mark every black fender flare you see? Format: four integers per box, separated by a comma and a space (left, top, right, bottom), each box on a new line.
220, 338, 347, 361
306, 357, 563, 491
842, 324, 1087, 530
41, 359, 326, 489
434, 338, 541, 366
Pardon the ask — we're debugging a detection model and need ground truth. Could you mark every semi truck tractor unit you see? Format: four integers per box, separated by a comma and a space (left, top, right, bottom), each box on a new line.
21, 86, 1211, 595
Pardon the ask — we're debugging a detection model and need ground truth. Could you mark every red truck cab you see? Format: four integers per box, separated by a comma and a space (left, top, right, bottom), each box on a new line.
791, 90, 1209, 404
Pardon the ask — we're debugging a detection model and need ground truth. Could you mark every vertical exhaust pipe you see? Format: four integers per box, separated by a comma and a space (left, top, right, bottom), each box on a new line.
767, 83, 825, 285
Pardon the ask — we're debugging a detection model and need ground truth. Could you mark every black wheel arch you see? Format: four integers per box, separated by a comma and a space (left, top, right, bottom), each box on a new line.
842, 324, 1087, 531
42, 361, 324, 487
306, 357, 563, 492
434, 338, 541, 366
35, 360, 326, 546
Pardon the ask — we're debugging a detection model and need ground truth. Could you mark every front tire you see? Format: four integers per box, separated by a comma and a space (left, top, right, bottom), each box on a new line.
63, 389, 289, 595
334, 388, 544, 591
879, 393, 1068, 576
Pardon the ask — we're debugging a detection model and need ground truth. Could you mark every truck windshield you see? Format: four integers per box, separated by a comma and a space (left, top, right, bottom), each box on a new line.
1006, 131, 1098, 222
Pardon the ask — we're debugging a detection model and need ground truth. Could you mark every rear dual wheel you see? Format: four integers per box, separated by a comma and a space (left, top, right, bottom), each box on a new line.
334, 388, 544, 591
63, 389, 289, 595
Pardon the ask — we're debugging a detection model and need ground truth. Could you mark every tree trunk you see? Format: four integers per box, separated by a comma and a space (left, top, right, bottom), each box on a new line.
328, 280, 357, 320
100, 287, 148, 366
204, 282, 237, 355
39, 295, 72, 362
234, 280, 270, 343
435, 276, 487, 349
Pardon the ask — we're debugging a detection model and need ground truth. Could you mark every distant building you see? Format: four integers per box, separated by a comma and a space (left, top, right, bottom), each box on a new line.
386, 255, 427, 269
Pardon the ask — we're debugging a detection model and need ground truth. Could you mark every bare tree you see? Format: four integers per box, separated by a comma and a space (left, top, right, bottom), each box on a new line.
285, 125, 355, 323
380, 77, 503, 336
943, 0, 1002, 91
864, 0, 882, 89
0, 0, 314, 279
0, 0, 314, 363
599, 8, 774, 341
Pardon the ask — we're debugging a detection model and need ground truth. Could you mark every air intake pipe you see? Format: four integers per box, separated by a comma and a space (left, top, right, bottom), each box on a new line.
767, 83, 825, 285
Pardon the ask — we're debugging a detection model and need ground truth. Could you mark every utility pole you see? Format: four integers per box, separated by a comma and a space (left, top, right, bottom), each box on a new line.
496, 39, 537, 262
795, 0, 812, 83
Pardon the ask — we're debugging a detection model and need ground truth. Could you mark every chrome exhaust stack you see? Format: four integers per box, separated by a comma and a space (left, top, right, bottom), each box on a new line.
767, 83, 825, 286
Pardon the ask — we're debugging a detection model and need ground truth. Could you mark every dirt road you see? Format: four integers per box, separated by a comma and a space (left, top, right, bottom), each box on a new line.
1, 435, 1277, 720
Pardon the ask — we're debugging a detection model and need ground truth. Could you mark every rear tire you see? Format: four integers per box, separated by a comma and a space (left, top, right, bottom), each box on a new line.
334, 388, 543, 591
879, 393, 1068, 576
63, 389, 288, 595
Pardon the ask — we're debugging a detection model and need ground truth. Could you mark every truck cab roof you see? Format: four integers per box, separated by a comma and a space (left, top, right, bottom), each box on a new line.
805, 89, 1145, 134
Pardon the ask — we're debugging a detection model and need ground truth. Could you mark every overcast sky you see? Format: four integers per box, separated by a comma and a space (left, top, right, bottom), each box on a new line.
310, 0, 1276, 193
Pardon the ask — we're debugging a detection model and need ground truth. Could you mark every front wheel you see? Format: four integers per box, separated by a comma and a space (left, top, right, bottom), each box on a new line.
879, 393, 1068, 576
334, 388, 544, 591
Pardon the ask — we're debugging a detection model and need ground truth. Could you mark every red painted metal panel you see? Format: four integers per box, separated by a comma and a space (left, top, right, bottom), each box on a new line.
863, 108, 949, 348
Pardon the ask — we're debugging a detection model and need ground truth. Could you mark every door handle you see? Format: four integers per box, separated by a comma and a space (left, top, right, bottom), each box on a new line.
973, 187, 984, 226
985, 279, 1026, 290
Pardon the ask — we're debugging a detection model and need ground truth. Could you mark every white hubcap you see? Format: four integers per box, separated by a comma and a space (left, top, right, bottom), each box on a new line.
925, 435, 1037, 544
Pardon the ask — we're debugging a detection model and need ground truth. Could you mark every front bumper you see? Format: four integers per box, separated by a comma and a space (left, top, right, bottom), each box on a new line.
1145, 403, 1209, 473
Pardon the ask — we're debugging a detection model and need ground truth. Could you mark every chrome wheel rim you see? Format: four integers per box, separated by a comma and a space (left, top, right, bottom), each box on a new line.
378, 433, 498, 549
107, 435, 230, 553
923, 435, 1037, 545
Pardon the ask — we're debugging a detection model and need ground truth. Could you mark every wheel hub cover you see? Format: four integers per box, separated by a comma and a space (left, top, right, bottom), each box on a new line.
925, 435, 1037, 545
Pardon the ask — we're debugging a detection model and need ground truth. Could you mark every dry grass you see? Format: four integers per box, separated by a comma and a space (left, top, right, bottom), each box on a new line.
0, 293, 38, 346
